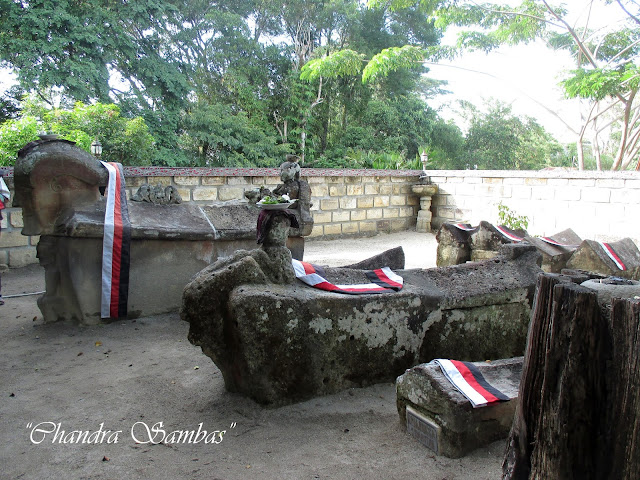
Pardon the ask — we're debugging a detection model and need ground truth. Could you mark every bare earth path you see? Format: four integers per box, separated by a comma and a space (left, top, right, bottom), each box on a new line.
0, 232, 504, 479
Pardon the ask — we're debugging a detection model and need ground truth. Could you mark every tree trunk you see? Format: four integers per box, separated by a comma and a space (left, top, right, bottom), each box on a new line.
503, 273, 640, 480
607, 297, 640, 479
576, 133, 585, 170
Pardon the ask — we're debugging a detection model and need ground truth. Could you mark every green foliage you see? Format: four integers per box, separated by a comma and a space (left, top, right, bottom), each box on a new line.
462, 100, 565, 170
1, 0, 449, 169
362, 46, 425, 83
427, 121, 466, 169
0, 86, 23, 124
300, 50, 365, 81
497, 202, 529, 231
180, 103, 290, 167
562, 65, 640, 100
0, 116, 40, 166
308, 148, 420, 169
0, 99, 155, 166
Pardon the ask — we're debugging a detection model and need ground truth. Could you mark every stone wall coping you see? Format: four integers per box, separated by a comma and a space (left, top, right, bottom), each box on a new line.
425, 169, 640, 180
1, 166, 638, 179
0, 166, 424, 178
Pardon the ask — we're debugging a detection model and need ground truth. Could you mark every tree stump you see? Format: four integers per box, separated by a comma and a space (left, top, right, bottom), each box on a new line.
503, 273, 640, 479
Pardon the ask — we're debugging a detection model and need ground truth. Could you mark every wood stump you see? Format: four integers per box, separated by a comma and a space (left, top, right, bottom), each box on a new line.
503, 273, 640, 479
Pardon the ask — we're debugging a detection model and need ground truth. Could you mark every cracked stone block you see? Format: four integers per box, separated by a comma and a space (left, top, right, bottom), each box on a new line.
567, 238, 640, 280
470, 221, 528, 262
396, 357, 523, 458
524, 228, 582, 273
435, 223, 474, 267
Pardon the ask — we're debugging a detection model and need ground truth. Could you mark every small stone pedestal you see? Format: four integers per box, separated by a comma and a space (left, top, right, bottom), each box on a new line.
412, 184, 438, 233
397, 357, 522, 458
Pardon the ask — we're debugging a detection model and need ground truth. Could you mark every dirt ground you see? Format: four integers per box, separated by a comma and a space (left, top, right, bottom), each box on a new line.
0, 232, 505, 479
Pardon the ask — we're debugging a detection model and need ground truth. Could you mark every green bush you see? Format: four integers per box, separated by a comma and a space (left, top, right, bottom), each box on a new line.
0, 115, 40, 165
497, 202, 529, 231
0, 99, 156, 166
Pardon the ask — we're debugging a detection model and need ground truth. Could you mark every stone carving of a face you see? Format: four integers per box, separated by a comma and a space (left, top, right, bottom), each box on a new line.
13, 140, 106, 235
280, 161, 300, 183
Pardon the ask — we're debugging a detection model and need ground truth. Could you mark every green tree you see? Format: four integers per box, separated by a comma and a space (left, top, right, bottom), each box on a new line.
295, 1, 445, 165
180, 102, 290, 167
0, 0, 453, 169
0, 99, 155, 166
0, 86, 23, 124
462, 100, 566, 170
369, 0, 640, 170
428, 120, 466, 169
0, 115, 39, 166
0, 0, 190, 163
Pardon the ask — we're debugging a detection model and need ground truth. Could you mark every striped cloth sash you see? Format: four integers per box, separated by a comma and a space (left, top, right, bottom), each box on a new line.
292, 259, 403, 294
100, 161, 131, 318
451, 223, 476, 231
597, 241, 627, 271
540, 236, 573, 247
496, 225, 523, 242
435, 359, 512, 408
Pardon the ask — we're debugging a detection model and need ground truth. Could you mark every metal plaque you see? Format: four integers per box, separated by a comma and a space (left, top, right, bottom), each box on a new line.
406, 405, 440, 454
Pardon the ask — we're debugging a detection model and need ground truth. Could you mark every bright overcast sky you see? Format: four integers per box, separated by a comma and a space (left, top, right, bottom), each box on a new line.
0, 1, 630, 144
427, 0, 630, 142
426, 40, 580, 141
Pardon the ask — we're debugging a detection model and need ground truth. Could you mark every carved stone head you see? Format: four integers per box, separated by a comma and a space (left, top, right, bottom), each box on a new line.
13, 139, 107, 235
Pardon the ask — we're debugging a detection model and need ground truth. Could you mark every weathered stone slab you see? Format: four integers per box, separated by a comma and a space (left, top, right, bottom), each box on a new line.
581, 277, 640, 311
567, 238, 640, 280
523, 228, 582, 273
13, 139, 314, 323
182, 242, 542, 406
396, 357, 523, 458
469, 221, 527, 262
342, 246, 405, 270
435, 223, 474, 267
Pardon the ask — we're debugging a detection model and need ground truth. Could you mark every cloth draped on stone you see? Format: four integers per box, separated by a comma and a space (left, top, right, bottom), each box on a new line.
540, 236, 577, 248
256, 209, 299, 244
100, 161, 131, 318
495, 225, 523, 242
434, 359, 512, 408
0, 175, 9, 213
597, 240, 627, 270
292, 259, 403, 294
450, 223, 477, 232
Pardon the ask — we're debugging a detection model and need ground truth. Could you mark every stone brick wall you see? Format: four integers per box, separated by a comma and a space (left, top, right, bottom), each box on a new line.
429, 170, 640, 245
1, 166, 639, 268
0, 167, 420, 268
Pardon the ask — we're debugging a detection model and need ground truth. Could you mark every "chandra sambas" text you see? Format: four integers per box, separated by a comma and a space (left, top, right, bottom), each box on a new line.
26, 421, 236, 445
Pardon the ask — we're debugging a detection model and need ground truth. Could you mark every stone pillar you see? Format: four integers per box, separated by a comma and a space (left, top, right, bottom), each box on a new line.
412, 184, 438, 233
416, 196, 433, 233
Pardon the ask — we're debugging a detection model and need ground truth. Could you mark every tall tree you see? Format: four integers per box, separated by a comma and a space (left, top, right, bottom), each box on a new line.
0, 0, 191, 163
461, 100, 566, 170
370, 0, 640, 170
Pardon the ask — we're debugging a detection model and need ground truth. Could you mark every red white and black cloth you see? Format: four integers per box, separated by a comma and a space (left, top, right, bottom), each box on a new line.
292, 259, 403, 294
450, 223, 476, 232
451, 222, 524, 242
100, 161, 131, 318
434, 359, 513, 408
597, 241, 627, 270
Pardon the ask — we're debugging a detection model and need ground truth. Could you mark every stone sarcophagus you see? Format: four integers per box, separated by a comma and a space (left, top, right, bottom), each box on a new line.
182, 241, 542, 407
13, 138, 312, 324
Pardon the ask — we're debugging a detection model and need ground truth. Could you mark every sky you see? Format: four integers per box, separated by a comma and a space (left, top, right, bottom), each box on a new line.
0, 1, 630, 145
425, 41, 580, 141
425, 0, 630, 142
